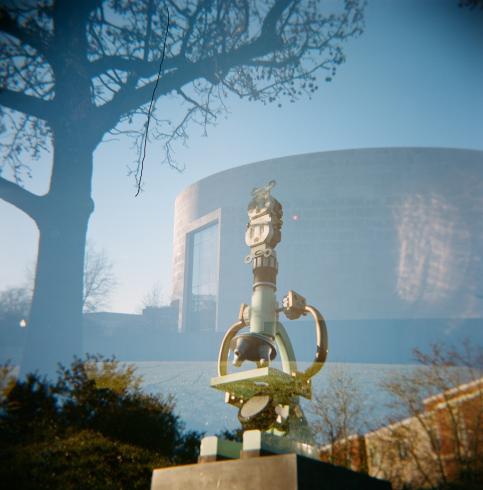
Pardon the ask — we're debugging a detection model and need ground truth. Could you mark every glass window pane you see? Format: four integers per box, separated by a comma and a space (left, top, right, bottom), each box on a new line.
187, 222, 218, 331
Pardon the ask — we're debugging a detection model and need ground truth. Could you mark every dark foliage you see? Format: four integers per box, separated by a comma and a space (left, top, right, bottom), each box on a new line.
0, 430, 168, 490
0, 372, 58, 443
57, 355, 180, 455
217, 428, 243, 442
0, 355, 202, 488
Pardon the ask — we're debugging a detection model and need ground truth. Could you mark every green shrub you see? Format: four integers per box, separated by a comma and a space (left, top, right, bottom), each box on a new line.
0, 355, 202, 488
0, 429, 169, 490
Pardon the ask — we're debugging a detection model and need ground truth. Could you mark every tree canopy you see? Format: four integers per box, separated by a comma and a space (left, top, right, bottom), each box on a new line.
0, 0, 364, 178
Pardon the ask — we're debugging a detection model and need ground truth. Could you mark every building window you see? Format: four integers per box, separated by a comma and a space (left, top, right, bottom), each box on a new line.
397, 440, 409, 460
186, 221, 219, 331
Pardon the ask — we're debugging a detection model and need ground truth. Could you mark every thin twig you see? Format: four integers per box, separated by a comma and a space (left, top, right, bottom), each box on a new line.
135, 7, 170, 197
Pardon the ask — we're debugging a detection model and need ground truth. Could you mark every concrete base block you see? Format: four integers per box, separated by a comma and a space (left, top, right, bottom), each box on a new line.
151, 453, 391, 490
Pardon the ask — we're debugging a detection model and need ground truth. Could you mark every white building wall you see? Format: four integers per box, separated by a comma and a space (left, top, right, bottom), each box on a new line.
171, 148, 483, 333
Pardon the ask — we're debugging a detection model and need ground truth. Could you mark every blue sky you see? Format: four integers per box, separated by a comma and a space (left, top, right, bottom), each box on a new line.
1, 0, 482, 313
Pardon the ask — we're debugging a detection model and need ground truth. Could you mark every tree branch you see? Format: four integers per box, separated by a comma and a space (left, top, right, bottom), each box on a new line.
0, 6, 53, 58
82, 0, 105, 12
178, 88, 216, 119
56, 0, 103, 17
94, 13, 289, 134
89, 54, 180, 79
93, 0, 353, 139
260, 0, 291, 41
0, 175, 44, 221
0, 88, 53, 121
93, 58, 192, 133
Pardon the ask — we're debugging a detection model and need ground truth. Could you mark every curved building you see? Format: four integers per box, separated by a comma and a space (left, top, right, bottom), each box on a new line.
171, 148, 483, 343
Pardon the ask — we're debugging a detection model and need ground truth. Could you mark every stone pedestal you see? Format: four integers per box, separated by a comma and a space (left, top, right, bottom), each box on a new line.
151, 453, 391, 490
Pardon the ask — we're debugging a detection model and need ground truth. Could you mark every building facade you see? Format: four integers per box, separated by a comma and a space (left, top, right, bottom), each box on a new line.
172, 148, 483, 337
319, 377, 483, 489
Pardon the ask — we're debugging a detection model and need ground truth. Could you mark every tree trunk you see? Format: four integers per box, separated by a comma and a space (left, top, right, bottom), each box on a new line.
21, 132, 95, 377
18, 0, 101, 377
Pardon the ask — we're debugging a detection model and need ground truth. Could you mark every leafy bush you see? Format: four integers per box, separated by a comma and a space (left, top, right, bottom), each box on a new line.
0, 355, 202, 488
0, 372, 58, 443
0, 429, 169, 490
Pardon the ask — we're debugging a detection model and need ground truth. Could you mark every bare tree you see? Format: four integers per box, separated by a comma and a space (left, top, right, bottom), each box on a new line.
0, 0, 365, 374
0, 286, 31, 320
373, 342, 483, 490
139, 282, 167, 311
83, 242, 116, 313
0, 242, 115, 319
310, 364, 366, 468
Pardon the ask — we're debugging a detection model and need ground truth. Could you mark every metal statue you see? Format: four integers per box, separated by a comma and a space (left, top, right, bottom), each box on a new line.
211, 181, 328, 439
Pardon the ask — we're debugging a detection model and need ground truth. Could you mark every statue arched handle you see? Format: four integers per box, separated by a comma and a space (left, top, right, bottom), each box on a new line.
217, 319, 246, 376
302, 305, 328, 379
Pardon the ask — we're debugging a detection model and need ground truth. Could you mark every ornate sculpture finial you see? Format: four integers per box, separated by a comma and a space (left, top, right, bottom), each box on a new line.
251, 179, 276, 198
